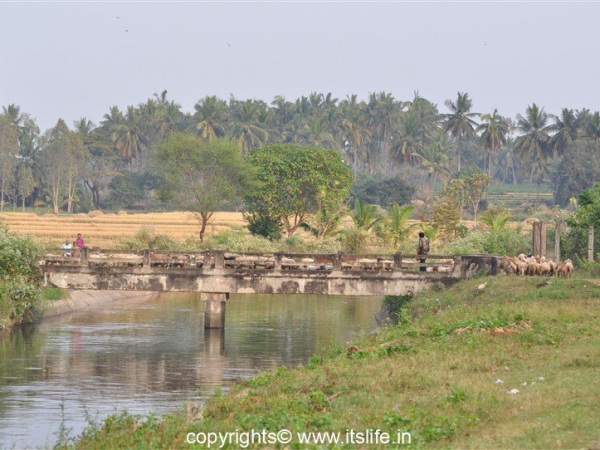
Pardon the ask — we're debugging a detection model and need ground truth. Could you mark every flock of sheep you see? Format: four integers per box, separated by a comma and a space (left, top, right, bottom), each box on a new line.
503, 254, 574, 278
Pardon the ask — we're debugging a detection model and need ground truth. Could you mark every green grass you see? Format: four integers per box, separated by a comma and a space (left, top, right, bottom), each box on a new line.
71, 276, 600, 449
487, 183, 553, 195
43, 287, 68, 301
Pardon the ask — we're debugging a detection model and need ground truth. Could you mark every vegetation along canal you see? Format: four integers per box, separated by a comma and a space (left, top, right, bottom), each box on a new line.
0, 292, 380, 447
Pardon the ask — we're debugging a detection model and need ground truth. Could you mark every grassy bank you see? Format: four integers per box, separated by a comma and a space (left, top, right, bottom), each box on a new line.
72, 276, 600, 449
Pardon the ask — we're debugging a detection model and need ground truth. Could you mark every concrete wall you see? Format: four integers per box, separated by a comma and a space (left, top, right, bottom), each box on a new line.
44, 266, 461, 297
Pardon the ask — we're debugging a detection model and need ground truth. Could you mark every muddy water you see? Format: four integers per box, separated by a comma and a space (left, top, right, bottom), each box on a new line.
0, 293, 381, 448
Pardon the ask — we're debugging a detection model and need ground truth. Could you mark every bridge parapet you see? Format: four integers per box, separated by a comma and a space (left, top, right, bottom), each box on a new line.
42, 249, 460, 274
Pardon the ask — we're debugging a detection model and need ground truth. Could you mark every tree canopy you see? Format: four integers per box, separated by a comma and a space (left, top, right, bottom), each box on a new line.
155, 133, 250, 241
245, 143, 352, 237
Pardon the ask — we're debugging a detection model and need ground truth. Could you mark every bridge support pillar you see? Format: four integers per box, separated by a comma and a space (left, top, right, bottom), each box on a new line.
202, 292, 229, 329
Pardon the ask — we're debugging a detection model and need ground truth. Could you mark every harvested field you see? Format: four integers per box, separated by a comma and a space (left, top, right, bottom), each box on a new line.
0, 211, 246, 249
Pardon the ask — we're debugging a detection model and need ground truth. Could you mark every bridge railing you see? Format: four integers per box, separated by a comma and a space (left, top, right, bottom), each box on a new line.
41, 248, 458, 274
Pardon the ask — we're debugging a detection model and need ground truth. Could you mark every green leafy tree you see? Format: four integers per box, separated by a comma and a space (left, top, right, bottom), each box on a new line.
39, 119, 85, 214
245, 143, 352, 237
156, 133, 249, 242
350, 175, 414, 208
460, 170, 491, 226
553, 139, 600, 206
0, 114, 18, 211
15, 164, 35, 212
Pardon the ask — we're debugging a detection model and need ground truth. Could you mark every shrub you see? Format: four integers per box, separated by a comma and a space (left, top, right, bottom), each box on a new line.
202, 228, 277, 253
119, 228, 180, 251
440, 227, 529, 256
0, 223, 44, 326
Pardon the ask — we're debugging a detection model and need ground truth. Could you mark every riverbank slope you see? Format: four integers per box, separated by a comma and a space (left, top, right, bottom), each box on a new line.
74, 276, 600, 449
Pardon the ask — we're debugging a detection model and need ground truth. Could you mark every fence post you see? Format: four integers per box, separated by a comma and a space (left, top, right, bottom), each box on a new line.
589, 226, 594, 261
81, 247, 89, 266
333, 252, 343, 270
203, 251, 212, 269
143, 249, 151, 267
214, 251, 225, 269
393, 252, 403, 271
554, 220, 562, 262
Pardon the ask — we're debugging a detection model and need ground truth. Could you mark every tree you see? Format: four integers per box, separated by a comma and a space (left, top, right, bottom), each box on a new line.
548, 108, 578, 157
155, 133, 249, 242
552, 139, 600, 206
228, 99, 270, 153
190, 95, 227, 141
478, 109, 509, 178
245, 143, 352, 237
15, 164, 35, 212
514, 103, 552, 200
112, 106, 150, 167
479, 207, 512, 231
349, 198, 382, 232
383, 203, 416, 249
461, 171, 491, 226
444, 92, 479, 172
0, 114, 18, 211
39, 119, 86, 214
350, 175, 414, 208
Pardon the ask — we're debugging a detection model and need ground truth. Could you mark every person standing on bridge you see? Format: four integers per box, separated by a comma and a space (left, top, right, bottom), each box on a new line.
417, 231, 429, 272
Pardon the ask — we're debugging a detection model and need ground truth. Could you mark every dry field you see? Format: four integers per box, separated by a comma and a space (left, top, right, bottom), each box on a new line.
0, 211, 246, 249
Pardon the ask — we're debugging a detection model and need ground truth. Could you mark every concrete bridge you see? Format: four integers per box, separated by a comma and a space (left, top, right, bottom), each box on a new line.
41, 249, 499, 328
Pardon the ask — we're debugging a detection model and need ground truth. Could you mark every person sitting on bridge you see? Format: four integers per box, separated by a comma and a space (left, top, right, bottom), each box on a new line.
72, 233, 85, 257
417, 231, 429, 272
61, 239, 72, 257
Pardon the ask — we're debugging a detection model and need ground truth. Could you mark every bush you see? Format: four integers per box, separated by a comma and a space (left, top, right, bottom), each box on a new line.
0, 224, 44, 326
119, 228, 180, 251
245, 213, 283, 240
440, 228, 530, 256
202, 228, 277, 253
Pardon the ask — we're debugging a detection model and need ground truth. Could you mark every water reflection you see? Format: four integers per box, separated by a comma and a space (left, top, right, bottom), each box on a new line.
0, 292, 381, 448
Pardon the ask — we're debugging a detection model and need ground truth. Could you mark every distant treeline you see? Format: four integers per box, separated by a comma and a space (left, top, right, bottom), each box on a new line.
1, 90, 599, 213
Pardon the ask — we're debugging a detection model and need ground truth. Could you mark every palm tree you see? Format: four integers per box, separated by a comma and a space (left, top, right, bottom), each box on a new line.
514, 103, 552, 200
340, 95, 371, 176
443, 92, 479, 172
479, 208, 512, 231
413, 129, 452, 200
228, 99, 269, 153
112, 106, 149, 166
190, 96, 227, 141
366, 92, 399, 173
270, 95, 294, 135
383, 203, 416, 248
478, 109, 509, 178
496, 144, 519, 184
2, 104, 23, 128
299, 117, 337, 149
548, 108, 578, 157
581, 110, 600, 149
349, 198, 382, 232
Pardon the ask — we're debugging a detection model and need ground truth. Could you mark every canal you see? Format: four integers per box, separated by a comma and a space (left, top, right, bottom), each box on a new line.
0, 292, 381, 447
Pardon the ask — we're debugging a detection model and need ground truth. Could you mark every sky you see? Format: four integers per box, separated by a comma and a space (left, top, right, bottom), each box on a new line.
1, 1, 600, 132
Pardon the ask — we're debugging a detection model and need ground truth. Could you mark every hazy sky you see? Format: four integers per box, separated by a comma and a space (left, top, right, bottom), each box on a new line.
1, 1, 599, 131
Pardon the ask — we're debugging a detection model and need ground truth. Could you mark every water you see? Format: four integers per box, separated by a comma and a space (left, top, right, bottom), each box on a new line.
0, 292, 381, 448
